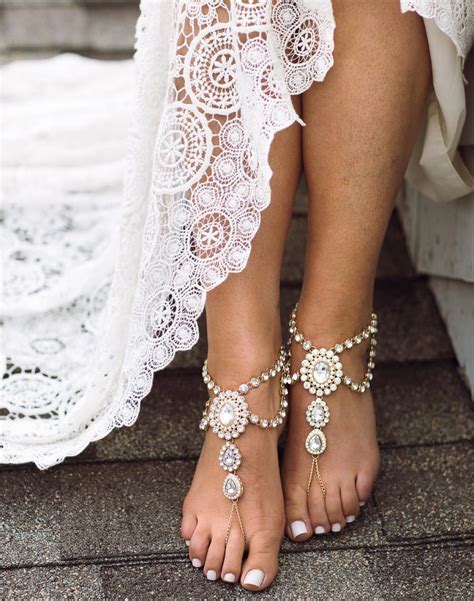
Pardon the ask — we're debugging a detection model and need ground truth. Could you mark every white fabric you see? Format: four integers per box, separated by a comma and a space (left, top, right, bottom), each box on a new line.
0, 0, 472, 469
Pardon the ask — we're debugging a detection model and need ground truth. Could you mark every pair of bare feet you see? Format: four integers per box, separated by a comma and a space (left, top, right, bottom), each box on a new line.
180, 306, 380, 592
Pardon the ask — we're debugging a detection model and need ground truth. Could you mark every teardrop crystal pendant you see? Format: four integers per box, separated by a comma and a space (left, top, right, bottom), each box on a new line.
223, 473, 243, 501
305, 428, 327, 456
306, 399, 330, 428
219, 442, 242, 472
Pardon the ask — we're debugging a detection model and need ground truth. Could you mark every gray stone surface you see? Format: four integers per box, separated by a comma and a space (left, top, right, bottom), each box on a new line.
375, 443, 474, 541
374, 361, 474, 446
367, 545, 474, 600
0, 467, 62, 568
101, 551, 378, 600
0, 565, 103, 601
0, 1, 138, 54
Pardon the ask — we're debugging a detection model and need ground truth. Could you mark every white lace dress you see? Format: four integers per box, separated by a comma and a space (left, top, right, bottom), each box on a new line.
1, 0, 472, 469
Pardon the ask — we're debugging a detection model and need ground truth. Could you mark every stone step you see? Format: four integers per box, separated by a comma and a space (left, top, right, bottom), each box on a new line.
0, 0, 139, 56
1, 443, 471, 569
2, 544, 472, 600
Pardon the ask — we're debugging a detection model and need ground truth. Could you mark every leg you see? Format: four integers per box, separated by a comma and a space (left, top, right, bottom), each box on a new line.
283, 0, 432, 539
181, 95, 302, 591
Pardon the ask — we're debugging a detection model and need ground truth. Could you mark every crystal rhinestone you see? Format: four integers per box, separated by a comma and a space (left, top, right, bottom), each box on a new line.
223, 474, 243, 500
345, 340, 353, 349
335, 344, 343, 353
303, 341, 311, 350
199, 418, 208, 430
239, 384, 249, 394
261, 419, 269, 428
219, 402, 236, 427
344, 376, 352, 385
351, 383, 359, 391
311, 404, 325, 422
251, 377, 260, 388
312, 360, 331, 385
305, 429, 327, 456
251, 414, 259, 424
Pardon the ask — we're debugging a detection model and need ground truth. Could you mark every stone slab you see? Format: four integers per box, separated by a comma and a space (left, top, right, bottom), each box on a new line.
101, 550, 377, 600
0, 467, 62, 568
100, 544, 473, 599
282, 213, 415, 283
89, 361, 472, 465
367, 544, 473, 600
0, 565, 103, 601
374, 361, 474, 447
375, 443, 474, 541
170, 278, 454, 370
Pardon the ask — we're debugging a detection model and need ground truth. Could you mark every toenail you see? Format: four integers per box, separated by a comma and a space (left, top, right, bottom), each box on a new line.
359, 501, 366, 506
192, 558, 202, 568
185, 540, 190, 546
223, 573, 236, 583
331, 523, 342, 533
290, 520, 308, 538
315, 525, 326, 534
243, 569, 265, 587
346, 515, 356, 523
206, 570, 217, 581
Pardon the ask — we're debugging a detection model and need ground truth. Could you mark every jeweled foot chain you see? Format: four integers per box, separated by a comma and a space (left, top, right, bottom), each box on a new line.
199, 347, 289, 545
288, 304, 378, 498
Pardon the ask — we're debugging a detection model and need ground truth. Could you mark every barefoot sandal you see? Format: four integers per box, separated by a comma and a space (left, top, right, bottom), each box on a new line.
199, 347, 289, 545
288, 304, 378, 499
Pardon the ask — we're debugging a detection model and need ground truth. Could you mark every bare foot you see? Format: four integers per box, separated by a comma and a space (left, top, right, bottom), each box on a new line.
181, 351, 286, 591
282, 310, 380, 540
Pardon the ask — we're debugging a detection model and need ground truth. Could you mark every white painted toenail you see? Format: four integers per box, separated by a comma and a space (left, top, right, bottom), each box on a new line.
206, 570, 217, 581
192, 558, 202, 568
185, 540, 190, 546
315, 525, 326, 534
331, 523, 342, 532
223, 573, 236, 583
359, 501, 366, 506
346, 515, 356, 523
290, 520, 308, 538
243, 569, 265, 587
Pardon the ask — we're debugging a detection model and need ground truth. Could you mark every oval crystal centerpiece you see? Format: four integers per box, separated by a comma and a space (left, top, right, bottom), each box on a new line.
219, 402, 236, 427
223, 473, 243, 500
208, 390, 249, 439
300, 348, 343, 395
313, 360, 331, 384
305, 428, 327, 456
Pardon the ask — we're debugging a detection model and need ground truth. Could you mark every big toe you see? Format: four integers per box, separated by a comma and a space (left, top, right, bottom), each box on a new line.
284, 482, 313, 542
241, 531, 281, 591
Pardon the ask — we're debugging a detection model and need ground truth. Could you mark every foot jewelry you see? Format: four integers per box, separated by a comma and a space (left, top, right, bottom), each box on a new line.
288, 304, 378, 498
199, 347, 289, 545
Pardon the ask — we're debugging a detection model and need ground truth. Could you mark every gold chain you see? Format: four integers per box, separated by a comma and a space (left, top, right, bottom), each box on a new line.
306, 456, 326, 498
225, 501, 246, 547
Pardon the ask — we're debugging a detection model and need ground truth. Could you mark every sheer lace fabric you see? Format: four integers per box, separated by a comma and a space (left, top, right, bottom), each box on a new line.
1, 0, 472, 468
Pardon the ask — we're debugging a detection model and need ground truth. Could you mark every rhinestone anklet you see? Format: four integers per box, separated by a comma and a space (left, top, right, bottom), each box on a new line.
288, 304, 378, 498
199, 346, 289, 545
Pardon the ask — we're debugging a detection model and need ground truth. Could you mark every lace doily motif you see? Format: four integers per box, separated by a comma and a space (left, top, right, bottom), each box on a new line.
1, 0, 471, 468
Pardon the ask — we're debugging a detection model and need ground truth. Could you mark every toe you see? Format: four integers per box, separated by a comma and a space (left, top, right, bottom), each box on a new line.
181, 511, 197, 547
221, 528, 245, 584
204, 534, 226, 580
188, 525, 210, 568
284, 484, 312, 541
241, 531, 281, 591
340, 478, 360, 523
324, 485, 347, 532
356, 471, 375, 506
308, 485, 331, 535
